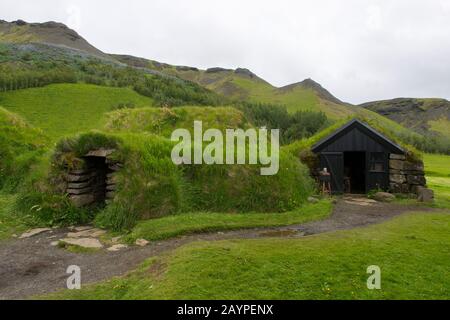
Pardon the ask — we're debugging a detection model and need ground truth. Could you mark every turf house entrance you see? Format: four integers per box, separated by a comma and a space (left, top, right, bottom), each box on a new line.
311, 119, 426, 194
64, 149, 120, 207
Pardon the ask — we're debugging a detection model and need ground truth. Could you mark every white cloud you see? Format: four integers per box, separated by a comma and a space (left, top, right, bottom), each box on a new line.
366, 5, 383, 31
0, 0, 449, 103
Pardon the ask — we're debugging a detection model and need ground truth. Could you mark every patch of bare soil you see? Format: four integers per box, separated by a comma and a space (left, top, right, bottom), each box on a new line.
0, 195, 436, 299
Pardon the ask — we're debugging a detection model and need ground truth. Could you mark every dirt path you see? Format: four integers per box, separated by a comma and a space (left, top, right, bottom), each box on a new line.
0, 195, 435, 299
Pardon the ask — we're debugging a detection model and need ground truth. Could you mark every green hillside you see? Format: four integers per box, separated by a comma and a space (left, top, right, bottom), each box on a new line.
0, 83, 153, 139
224, 76, 352, 118
361, 98, 450, 136
0, 41, 226, 108
113, 54, 354, 119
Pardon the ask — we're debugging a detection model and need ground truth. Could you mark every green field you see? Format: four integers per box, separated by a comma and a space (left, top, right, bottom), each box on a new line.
0, 83, 153, 140
38, 154, 450, 300
125, 200, 331, 242
45, 211, 450, 300
424, 153, 450, 209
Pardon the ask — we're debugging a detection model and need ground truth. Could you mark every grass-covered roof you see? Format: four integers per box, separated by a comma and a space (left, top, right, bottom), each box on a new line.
283, 113, 422, 161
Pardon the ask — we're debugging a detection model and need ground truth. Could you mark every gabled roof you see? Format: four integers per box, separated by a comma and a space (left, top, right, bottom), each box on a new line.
311, 119, 405, 154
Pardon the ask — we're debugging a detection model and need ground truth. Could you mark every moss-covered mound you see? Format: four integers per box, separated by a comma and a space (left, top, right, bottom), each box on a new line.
104, 106, 250, 137
183, 150, 314, 213
0, 107, 48, 191
17, 131, 314, 230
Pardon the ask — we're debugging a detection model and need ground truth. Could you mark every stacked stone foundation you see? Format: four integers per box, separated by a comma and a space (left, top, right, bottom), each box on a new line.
389, 154, 426, 194
63, 149, 122, 207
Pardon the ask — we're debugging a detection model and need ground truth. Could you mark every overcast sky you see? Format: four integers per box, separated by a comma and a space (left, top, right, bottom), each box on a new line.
1, 0, 450, 103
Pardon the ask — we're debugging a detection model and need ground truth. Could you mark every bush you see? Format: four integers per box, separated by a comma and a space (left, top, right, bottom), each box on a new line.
236, 102, 330, 144
14, 191, 94, 226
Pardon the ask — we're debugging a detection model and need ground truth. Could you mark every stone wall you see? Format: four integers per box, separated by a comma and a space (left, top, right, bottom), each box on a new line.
64, 150, 122, 207
389, 154, 426, 194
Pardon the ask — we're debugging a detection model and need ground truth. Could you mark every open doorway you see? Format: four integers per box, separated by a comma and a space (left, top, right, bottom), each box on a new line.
65, 149, 120, 208
344, 152, 366, 194
66, 156, 110, 207
83, 156, 109, 205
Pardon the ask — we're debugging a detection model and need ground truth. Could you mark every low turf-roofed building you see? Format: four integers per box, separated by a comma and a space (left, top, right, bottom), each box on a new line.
311, 119, 426, 194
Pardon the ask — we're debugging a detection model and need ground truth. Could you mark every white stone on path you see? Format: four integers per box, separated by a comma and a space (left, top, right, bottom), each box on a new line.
60, 237, 103, 249
135, 239, 150, 247
107, 244, 128, 252
67, 228, 106, 238
19, 228, 51, 239
111, 236, 122, 243
73, 226, 93, 232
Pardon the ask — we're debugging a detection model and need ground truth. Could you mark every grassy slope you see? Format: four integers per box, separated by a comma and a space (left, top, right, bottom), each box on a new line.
229, 76, 353, 118
0, 194, 26, 240
113, 56, 355, 119
0, 83, 153, 140
46, 211, 450, 300
361, 98, 450, 137
0, 107, 49, 191
198, 73, 353, 119
110, 56, 435, 148
0, 24, 39, 43
125, 200, 331, 242
428, 117, 450, 136
105, 106, 249, 137
424, 154, 450, 209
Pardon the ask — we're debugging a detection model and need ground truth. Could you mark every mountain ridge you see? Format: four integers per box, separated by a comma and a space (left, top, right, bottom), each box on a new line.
0, 19, 109, 59
1, 19, 449, 137
361, 98, 450, 136
0, 19, 348, 114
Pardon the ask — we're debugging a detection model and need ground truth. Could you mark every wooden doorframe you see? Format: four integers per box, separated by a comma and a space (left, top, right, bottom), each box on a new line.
320, 152, 344, 194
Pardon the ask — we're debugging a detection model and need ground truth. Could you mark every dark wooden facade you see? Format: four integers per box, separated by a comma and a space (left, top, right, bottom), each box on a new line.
312, 119, 405, 194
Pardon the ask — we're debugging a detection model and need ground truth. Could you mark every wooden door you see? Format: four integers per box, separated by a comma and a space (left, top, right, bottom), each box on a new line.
320, 152, 344, 194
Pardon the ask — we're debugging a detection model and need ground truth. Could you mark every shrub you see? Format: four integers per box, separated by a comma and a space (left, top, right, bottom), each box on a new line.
236, 102, 330, 144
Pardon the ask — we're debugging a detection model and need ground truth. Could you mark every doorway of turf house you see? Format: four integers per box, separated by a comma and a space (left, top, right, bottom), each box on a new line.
83, 155, 109, 206
343, 151, 366, 194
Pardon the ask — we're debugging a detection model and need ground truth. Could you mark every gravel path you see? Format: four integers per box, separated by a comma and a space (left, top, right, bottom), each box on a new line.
0, 195, 434, 299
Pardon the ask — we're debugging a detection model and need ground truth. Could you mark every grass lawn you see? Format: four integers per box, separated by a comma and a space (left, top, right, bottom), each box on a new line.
0, 194, 27, 241
0, 83, 153, 140
45, 211, 450, 300
423, 153, 450, 209
124, 200, 332, 242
